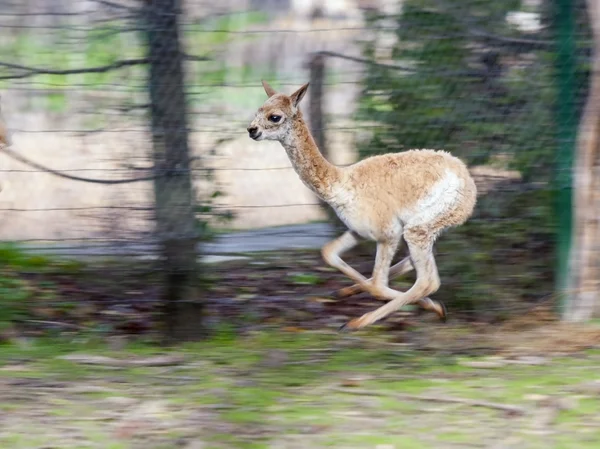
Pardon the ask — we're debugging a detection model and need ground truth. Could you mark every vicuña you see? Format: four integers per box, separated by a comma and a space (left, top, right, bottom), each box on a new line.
247, 81, 477, 331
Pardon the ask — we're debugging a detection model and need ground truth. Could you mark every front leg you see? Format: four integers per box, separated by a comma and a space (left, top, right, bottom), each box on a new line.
333, 256, 414, 299
322, 234, 401, 301
333, 245, 439, 299
341, 234, 444, 331
321, 231, 372, 294
332, 254, 445, 319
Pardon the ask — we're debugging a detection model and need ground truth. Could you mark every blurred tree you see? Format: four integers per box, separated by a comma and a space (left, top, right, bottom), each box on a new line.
564, 0, 600, 322
145, 0, 203, 342
357, 0, 559, 179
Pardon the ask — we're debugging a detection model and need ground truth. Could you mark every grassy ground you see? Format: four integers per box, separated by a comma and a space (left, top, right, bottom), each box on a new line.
2, 244, 600, 448
1, 328, 600, 449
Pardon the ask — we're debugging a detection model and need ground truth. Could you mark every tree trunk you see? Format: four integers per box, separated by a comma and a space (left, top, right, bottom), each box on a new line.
144, 0, 204, 342
564, 0, 600, 322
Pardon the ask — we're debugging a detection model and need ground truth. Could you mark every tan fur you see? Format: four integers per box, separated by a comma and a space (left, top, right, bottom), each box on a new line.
333, 150, 476, 240
248, 81, 478, 330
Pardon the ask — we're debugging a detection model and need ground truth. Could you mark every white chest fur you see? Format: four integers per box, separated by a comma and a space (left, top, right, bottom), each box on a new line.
327, 185, 380, 240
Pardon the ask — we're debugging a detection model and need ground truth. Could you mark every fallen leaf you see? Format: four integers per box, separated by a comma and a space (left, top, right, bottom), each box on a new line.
459, 359, 506, 369
58, 355, 125, 366
570, 380, 600, 395
234, 294, 256, 301
114, 400, 170, 439
309, 296, 336, 303
58, 354, 185, 367
282, 326, 305, 333
104, 396, 139, 408
184, 441, 205, 449
260, 350, 289, 368
507, 356, 548, 366
0, 364, 31, 372
127, 355, 186, 367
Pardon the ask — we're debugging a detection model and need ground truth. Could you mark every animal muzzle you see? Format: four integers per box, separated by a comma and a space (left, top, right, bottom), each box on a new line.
247, 126, 262, 140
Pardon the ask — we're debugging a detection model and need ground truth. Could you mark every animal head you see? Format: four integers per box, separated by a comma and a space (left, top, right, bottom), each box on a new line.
247, 80, 309, 142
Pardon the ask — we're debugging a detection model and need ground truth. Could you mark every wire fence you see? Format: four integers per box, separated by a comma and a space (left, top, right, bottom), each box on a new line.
2, 4, 600, 446
0, 0, 373, 254
0, 0, 595, 315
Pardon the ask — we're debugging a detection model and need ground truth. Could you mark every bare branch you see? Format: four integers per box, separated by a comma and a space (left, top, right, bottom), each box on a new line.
91, 0, 140, 13
0, 11, 82, 18
0, 54, 210, 81
315, 50, 417, 72
185, 53, 212, 62
469, 28, 553, 50
0, 58, 148, 81
315, 51, 483, 78
0, 144, 163, 184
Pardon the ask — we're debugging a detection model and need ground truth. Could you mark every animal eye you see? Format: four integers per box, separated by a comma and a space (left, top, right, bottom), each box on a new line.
269, 114, 282, 123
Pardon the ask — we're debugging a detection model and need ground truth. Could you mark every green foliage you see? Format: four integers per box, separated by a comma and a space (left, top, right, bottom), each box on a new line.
358, 0, 555, 177
0, 273, 30, 332
355, 0, 591, 315
0, 244, 83, 333
0, 243, 50, 268
0, 244, 46, 331
287, 272, 324, 286
193, 163, 237, 241
185, 11, 271, 109
1, 11, 271, 114
436, 186, 557, 313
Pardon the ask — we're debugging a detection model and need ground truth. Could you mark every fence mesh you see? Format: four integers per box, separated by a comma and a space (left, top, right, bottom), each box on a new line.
0, 0, 594, 318
2, 1, 600, 446
0, 0, 370, 256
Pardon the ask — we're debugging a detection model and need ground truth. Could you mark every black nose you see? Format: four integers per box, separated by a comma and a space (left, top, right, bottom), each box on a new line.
247, 126, 258, 137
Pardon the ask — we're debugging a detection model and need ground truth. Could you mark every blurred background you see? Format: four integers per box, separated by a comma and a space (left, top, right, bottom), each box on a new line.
0, 1, 599, 448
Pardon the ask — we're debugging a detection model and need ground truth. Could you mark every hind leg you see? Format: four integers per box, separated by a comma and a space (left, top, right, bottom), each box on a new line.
341, 227, 444, 330
333, 255, 414, 298
322, 231, 402, 300
333, 243, 441, 299
332, 242, 444, 319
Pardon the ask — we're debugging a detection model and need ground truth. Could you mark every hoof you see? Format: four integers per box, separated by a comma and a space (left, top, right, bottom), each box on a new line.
438, 301, 448, 323
422, 298, 448, 323
338, 316, 366, 332
338, 322, 351, 332
330, 289, 344, 299
331, 286, 359, 299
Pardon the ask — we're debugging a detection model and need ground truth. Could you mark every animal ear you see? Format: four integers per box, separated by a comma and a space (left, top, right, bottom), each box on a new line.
261, 80, 277, 98
289, 83, 309, 108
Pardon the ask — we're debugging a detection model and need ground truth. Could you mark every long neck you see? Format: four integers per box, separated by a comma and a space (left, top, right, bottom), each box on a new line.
280, 112, 341, 200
